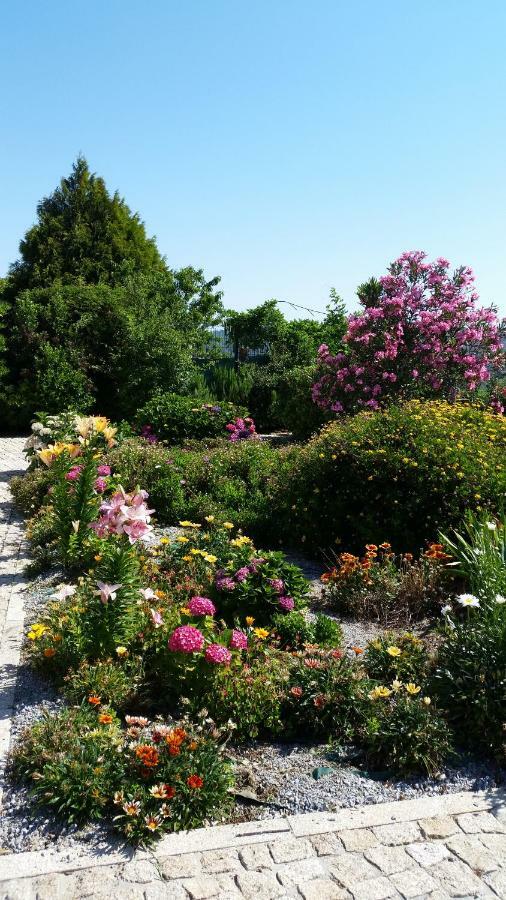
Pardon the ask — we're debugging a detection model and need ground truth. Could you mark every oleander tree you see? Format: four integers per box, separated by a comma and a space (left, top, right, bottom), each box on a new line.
312, 251, 505, 414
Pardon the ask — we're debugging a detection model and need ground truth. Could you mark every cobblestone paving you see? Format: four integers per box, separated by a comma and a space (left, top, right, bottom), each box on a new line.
0, 439, 505, 899
0, 437, 29, 807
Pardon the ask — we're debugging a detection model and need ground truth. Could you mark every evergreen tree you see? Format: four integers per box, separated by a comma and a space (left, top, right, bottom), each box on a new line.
8, 156, 165, 291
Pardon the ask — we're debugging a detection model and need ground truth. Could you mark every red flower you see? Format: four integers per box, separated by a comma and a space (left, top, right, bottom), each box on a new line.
290, 686, 303, 698
187, 774, 204, 790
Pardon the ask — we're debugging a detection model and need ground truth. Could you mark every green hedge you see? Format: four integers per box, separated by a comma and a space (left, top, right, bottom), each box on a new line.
135, 393, 248, 444
268, 400, 506, 553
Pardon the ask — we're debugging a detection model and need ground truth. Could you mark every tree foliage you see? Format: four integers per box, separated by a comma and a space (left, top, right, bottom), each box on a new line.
7, 156, 165, 293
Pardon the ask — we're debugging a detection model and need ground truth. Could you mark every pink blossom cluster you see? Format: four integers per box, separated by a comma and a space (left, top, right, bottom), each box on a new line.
188, 596, 216, 616
205, 643, 232, 665
168, 625, 205, 653
225, 417, 257, 442
89, 487, 154, 544
65, 464, 83, 482
215, 558, 267, 592
278, 596, 295, 611
312, 251, 505, 413
229, 629, 248, 650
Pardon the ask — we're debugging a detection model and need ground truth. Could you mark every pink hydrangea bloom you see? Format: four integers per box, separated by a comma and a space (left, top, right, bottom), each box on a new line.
205, 643, 232, 665
188, 596, 216, 616
168, 625, 204, 654
234, 566, 250, 582
279, 595, 295, 611
268, 578, 285, 594
229, 629, 248, 650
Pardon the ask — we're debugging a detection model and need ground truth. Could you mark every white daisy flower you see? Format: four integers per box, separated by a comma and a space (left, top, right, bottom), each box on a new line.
456, 593, 480, 608
495, 594, 506, 605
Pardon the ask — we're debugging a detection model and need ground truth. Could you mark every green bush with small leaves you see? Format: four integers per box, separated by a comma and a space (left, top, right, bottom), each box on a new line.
364, 632, 430, 685
135, 392, 248, 444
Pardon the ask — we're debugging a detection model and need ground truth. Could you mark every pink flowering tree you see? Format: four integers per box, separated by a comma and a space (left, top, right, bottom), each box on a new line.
312, 251, 505, 414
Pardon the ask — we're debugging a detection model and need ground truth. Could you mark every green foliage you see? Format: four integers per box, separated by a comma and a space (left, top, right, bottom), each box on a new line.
189, 653, 287, 741
104, 437, 285, 536
136, 393, 247, 444
4, 268, 223, 426
13, 706, 123, 824
63, 658, 144, 710
204, 364, 256, 407
363, 690, 452, 776
10, 468, 52, 516
8, 156, 164, 292
272, 611, 342, 650
441, 511, 506, 602
283, 649, 370, 742
34, 344, 94, 415
51, 449, 101, 568
270, 400, 506, 553
364, 633, 430, 685
224, 299, 285, 355
433, 603, 506, 761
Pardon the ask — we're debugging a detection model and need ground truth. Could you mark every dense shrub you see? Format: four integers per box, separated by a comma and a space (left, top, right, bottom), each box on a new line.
283, 648, 369, 742
364, 632, 430, 685
433, 515, 506, 760
363, 686, 452, 776
270, 401, 506, 553
313, 251, 504, 414
135, 393, 248, 444
104, 437, 288, 536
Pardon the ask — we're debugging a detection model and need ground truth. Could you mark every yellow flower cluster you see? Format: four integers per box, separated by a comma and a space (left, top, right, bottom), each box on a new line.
37, 442, 80, 467
27, 622, 47, 640
231, 535, 252, 548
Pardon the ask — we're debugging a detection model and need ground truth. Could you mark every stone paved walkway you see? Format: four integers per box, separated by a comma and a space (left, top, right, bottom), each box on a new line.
0, 437, 29, 808
0, 438, 505, 899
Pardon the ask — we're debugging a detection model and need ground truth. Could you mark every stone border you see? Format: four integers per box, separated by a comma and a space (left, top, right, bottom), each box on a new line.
0, 788, 503, 883
0, 438, 30, 810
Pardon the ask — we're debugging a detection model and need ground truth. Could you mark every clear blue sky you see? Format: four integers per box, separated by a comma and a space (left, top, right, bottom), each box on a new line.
1, 0, 505, 317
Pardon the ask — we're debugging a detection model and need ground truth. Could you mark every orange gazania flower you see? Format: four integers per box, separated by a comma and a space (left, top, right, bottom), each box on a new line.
43, 647, 56, 658
98, 713, 113, 725
187, 774, 204, 789
88, 694, 101, 706
351, 646, 364, 655
135, 745, 160, 768
365, 544, 378, 552
290, 686, 303, 698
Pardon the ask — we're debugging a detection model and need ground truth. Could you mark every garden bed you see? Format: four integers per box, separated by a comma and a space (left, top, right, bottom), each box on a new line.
1, 559, 503, 856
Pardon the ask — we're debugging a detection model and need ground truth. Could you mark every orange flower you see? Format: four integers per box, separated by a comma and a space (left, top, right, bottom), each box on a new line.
187, 774, 203, 789
290, 686, 303, 698
365, 544, 378, 552
188, 741, 198, 751
43, 647, 56, 658
98, 713, 113, 725
379, 542, 391, 550
351, 646, 363, 655
135, 745, 160, 768
313, 694, 326, 708
88, 694, 101, 706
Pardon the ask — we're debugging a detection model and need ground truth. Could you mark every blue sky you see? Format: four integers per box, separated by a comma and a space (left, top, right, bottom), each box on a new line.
1, 0, 505, 317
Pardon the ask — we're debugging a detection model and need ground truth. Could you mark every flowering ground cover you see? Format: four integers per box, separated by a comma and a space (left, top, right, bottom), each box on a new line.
7, 409, 506, 847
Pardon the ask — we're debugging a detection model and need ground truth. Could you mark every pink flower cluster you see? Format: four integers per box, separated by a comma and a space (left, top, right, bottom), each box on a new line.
225, 417, 257, 442
168, 625, 205, 653
65, 465, 83, 482
215, 558, 266, 592
279, 596, 295, 611
188, 596, 216, 616
89, 488, 154, 544
205, 643, 232, 665
229, 629, 248, 650
312, 251, 505, 413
